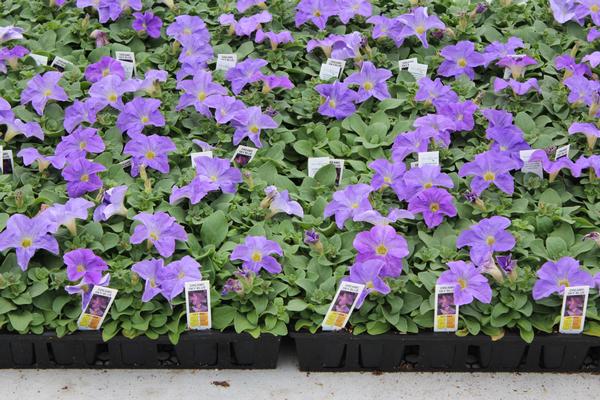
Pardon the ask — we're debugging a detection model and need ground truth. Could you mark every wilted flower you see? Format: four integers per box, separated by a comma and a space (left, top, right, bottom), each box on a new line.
41, 198, 94, 235
90, 30, 109, 47
532, 257, 593, 300
353, 225, 409, 278
62, 158, 106, 197
231, 236, 283, 274
407, 187, 457, 229
20, 72, 68, 115
261, 186, 304, 218
93, 186, 128, 222
324, 183, 373, 229
568, 122, 600, 150
130, 212, 188, 258
366, 15, 405, 47
437, 260, 492, 306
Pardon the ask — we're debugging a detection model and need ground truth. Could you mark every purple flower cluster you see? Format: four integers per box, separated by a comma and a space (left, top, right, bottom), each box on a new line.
64, 249, 110, 308
132, 256, 202, 302
76, 0, 142, 24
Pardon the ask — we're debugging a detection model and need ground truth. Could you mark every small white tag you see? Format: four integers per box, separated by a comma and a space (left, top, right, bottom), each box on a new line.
29, 54, 48, 66
329, 158, 344, 185
0, 148, 14, 175
231, 145, 258, 166
319, 63, 341, 81
408, 63, 428, 80
519, 150, 543, 178
185, 280, 212, 330
321, 281, 364, 331
191, 151, 213, 167
434, 284, 459, 332
417, 151, 439, 167
77, 286, 117, 330
398, 58, 417, 70
559, 286, 589, 334
410, 161, 418, 168
216, 54, 237, 71
115, 51, 136, 79
326, 58, 345, 76
308, 157, 332, 177
555, 144, 570, 160
50, 56, 73, 72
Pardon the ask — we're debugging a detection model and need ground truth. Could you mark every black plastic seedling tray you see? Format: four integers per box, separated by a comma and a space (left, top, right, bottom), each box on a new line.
291, 332, 600, 372
0, 331, 280, 369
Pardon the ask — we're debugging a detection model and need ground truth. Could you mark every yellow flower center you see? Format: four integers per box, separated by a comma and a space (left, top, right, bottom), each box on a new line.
375, 244, 388, 255
210, 175, 218, 181
558, 278, 570, 287
145, 151, 156, 160
329, 100, 336, 108
415, 25, 425, 34
251, 251, 262, 262
43, 89, 52, 97
458, 278, 467, 289
314, 9, 321, 17
383, 176, 391, 183
423, 182, 433, 189
21, 238, 32, 248
149, 232, 159, 241
150, 279, 156, 288
77, 264, 85, 273
366, 281, 374, 289
102, 68, 109, 77
178, 271, 185, 279
457, 58, 467, 68
79, 141, 87, 150
483, 171, 495, 181
80, 174, 89, 182
592, 4, 599, 12
486, 236, 496, 245
221, 109, 227, 115
197, 91, 206, 101
183, 28, 192, 35
429, 202, 440, 212
351, 203, 359, 209
363, 81, 373, 91
141, 116, 149, 123
250, 124, 259, 133
108, 93, 117, 102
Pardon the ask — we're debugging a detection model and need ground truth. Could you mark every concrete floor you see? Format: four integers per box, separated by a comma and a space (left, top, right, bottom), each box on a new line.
0, 343, 598, 400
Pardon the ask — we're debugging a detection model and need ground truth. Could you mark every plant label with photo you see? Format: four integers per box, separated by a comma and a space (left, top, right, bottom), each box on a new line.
190, 151, 213, 167
408, 62, 428, 80
29, 54, 48, 66
231, 145, 258, 167
417, 151, 439, 167
559, 286, 589, 334
398, 58, 418, 71
0, 148, 14, 175
322, 281, 364, 331
77, 286, 118, 330
216, 54, 237, 71
555, 144, 570, 160
434, 284, 459, 332
50, 56, 73, 72
519, 150, 543, 177
185, 280, 212, 330
115, 51, 136, 79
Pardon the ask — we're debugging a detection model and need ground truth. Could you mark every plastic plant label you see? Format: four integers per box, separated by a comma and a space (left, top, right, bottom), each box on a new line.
190, 151, 213, 167
77, 286, 118, 330
559, 286, 589, 334
326, 58, 346, 76
319, 63, 341, 81
0, 148, 14, 175
216, 54, 238, 71
330, 159, 344, 185
398, 58, 417, 70
308, 157, 332, 177
417, 151, 439, 167
433, 284, 459, 332
50, 56, 73, 72
29, 54, 48, 66
185, 280, 212, 330
115, 51, 136, 79
408, 63, 428, 80
519, 149, 543, 177
321, 281, 364, 331
555, 144, 570, 160
231, 145, 258, 167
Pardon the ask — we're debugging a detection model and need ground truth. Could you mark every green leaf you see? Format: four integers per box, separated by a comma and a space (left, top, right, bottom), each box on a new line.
546, 236, 568, 260
0, 298, 17, 314
200, 211, 228, 247
8, 311, 32, 332
286, 299, 308, 312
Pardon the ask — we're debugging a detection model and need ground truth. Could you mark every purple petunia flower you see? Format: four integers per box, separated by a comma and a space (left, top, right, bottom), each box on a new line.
366, 15, 405, 47
588, 28, 600, 41
336, 0, 372, 24
124, 133, 176, 176
532, 257, 594, 300
62, 158, 106, 198
261, 75, 294, 92
324, 183, 373, 229
40, 198, 94, 235
170, 175, 220, 205
231, 106, 278, 147
235, 11, 272, 37
132, 11, 162, 38
130, 212, 187, 258
89, 75, 138, 111
342, 259, 389, 308
496, 254, 517, 275
391, 129, 434, 162
407, 187, 457, 229
413, 113, 456, 147
64, 99, 103, 133
231, 236, 283, 274
93, 185, 128, 222
496, 55, 537, 79
353, 208, 414, 226
225, 58, 267, 95
459, 150, 521, 195
344, 61, 391, 102
576, 0, 600, 25
20, 72, 68, 115
569, 122, 600, 149
0, 45, 29, 72
353, 225, 409, 278
84, 57, 125, 83
482, 37, 524, 66
255, 29, 293, 50
437, 260, 492, 306
368, 158, 405, 192
315, 82, 358, 120
64, 248, 108, 283
397, 7, 445, 48
17, 148, 53, 172
117, 98, 165, 137
550, 0, 579, 23
176, 71, 228, 117
204, 95, 245, 125
437, 41, 485, 80
555, 54, 591, 78
262, 186, 304, 218
178, 39, 214, 67
528, 149, 577, 180
237, 0, 267, 12
157, 256, 202, 301
563, 75, 600, 106
436, 100, 478, 132
65, 273, 110, 309
295, 0, 337, 30
194, 156, 243, 193
582, 52, 600, 68
131, 258, 164, 302
0, 114, 44, 142
399, 165, 454, 201
456, 216, 516, 267
415, 77, 458, 105
494, 78, 541, 96
0, 26, 24, 43
53, 127, 105, 168
166, 15, 210, 47
136, 69, 168, 94
0, 214, 59, 271
90, 30, 109, 48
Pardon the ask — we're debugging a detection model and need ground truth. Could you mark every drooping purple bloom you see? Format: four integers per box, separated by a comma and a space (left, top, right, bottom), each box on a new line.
204, 95, 246, 124
0, 214, 59, 271
0, 114, 44, 142
130, 212, 187, 258
17, 148, 53, 172
295, 0, 337, 30
64, 99, 103, 133
368, 158, 405, 192
550, 0, 578, 23
575, 0, 600, 25
93, 185, 128, 222
0, 45, 29, 72
0, 26, 24, 43
532, 257, 594, 300
391, 129, 433, 161
407, 187, 457, 229
123, 133, 176, 176
262, 186, 304, 218
493, 78, 541, 96
157, 256, 202, 301
437, 261, 492, 306
225, 58, 267, 95
261, 75, 294, 92
84, 56, 125, 83
132, 11, 162, 38
194, 156, 243, 193
397, 7, 445, 48
482, 37, 524, 66
437, 41, 485, 80
65, 273, 110, 309
315, 82, 358, 120
563, 75, 600, 106
117, 98, 165, 137
554, 54, 591, 78
324, 183, 373, 229
90, 30, 109, 48
353, 225, 409, 278
329, 32, 363, 60
40, 198, 94, 235
528, 149, 577, 179
342, 259, 389, 308
496, 55, 537, 79
415, 77, 458, 104
97, 0, 142, 23
456, 216, 516, 267
496, 254, 517, 275
170, 175, 220, 205
20, 72, 68, 115
366, 15, 405, 47
53, 127, 105, 168
569, 122, 600, 149
413, 113, 456, 147
176, 71, 228, 117
230, 236, 283, 274
458, 150, 521, 195
582, 51, 600, 68
166, 15, 210, 46
178, 39, 213, 67
399, 165, 454, 201
235, 11, 272, 37
231, 106, 278, 147
62, 158, 106, 197
255, 29, 294, 50
131, 258, 164, 302
136, 69, 168, 94
64, 248, 108, 283
344, 61, 391, 102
